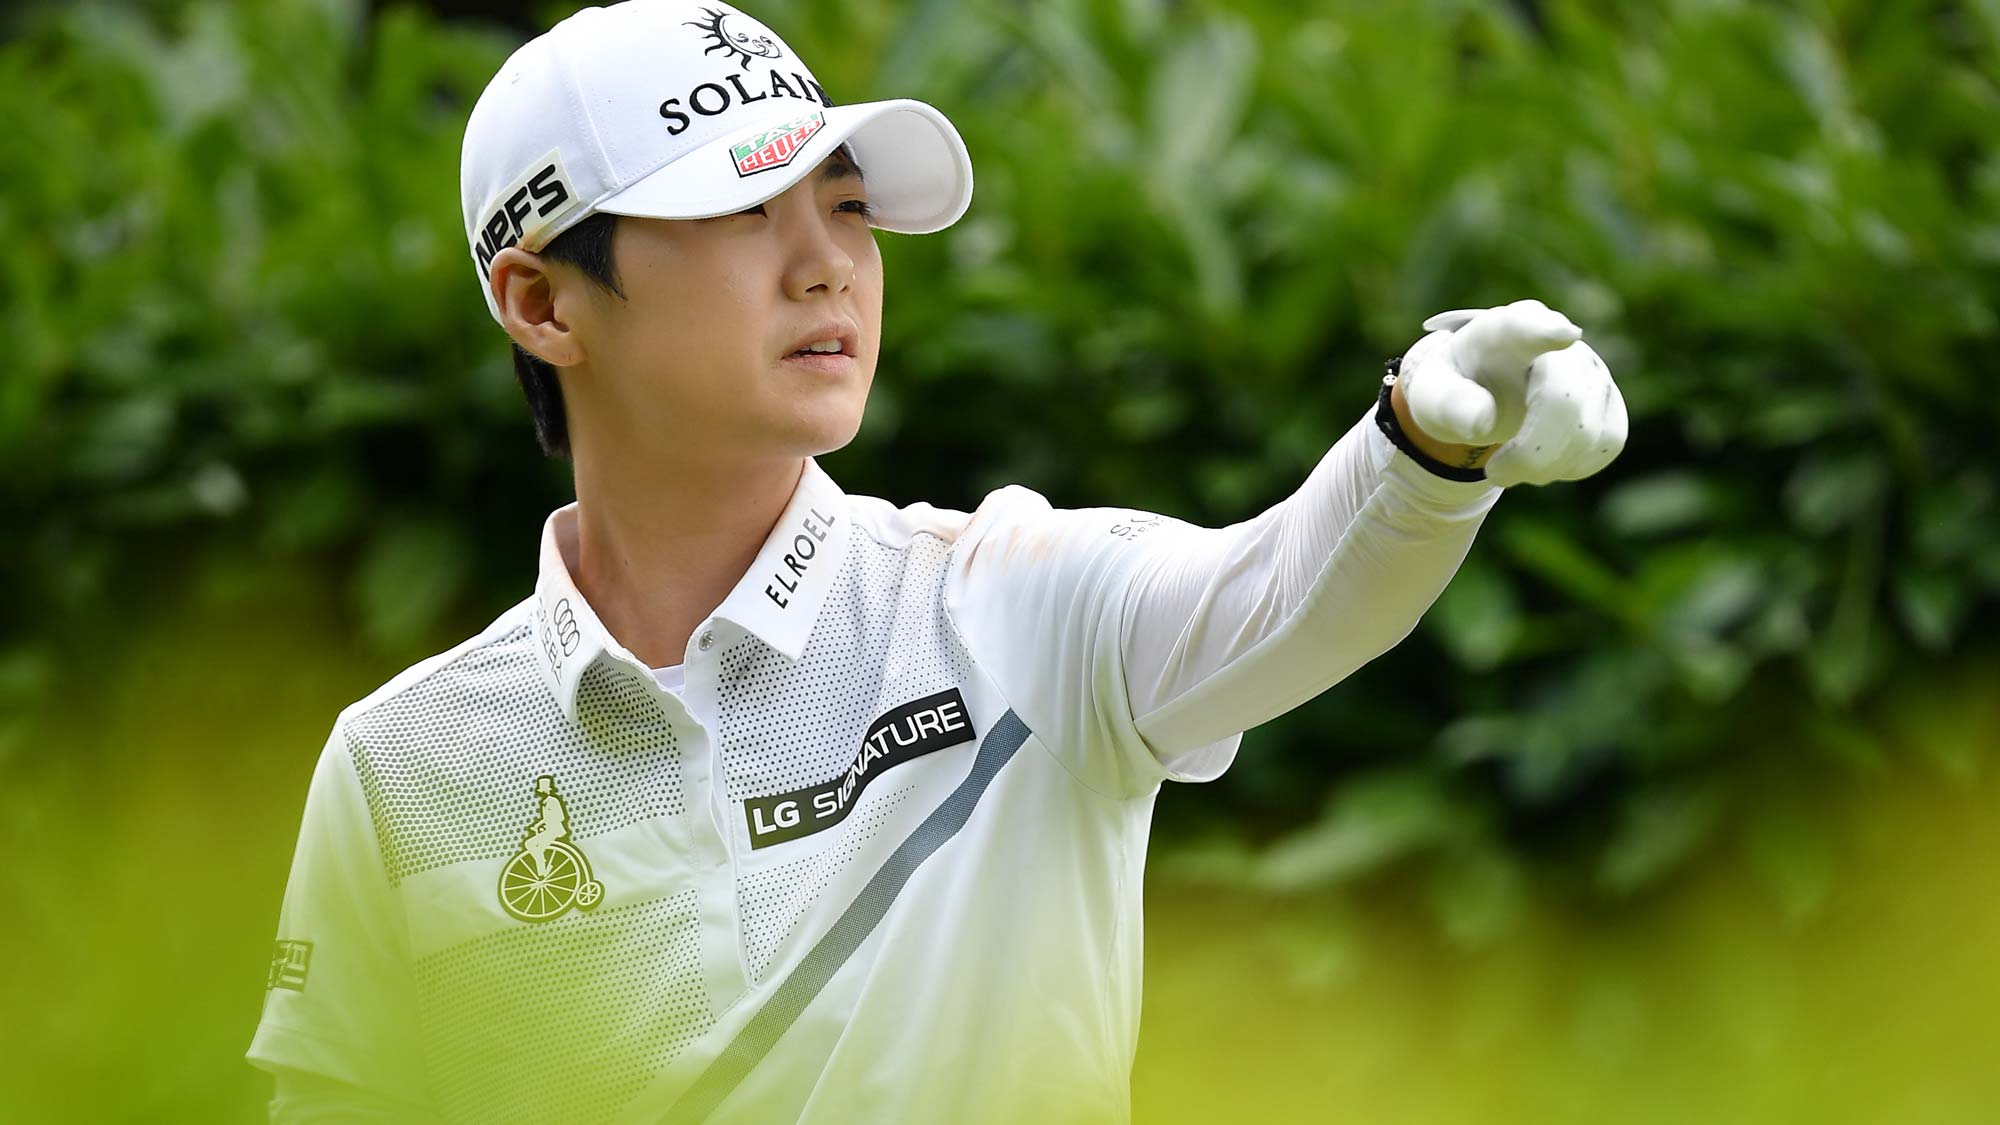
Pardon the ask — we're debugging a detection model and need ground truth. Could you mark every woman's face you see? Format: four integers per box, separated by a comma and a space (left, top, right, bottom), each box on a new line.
501, 145, 883, 470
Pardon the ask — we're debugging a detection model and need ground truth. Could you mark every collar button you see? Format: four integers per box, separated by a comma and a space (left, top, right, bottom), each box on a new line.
697, 629, 715, 652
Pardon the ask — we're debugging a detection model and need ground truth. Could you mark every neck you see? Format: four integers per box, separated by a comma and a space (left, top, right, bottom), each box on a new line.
567, 446, 806, 671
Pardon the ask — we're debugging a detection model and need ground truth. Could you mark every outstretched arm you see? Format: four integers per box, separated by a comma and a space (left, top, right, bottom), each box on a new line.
1123, 301, 1625, 762
1118, 392, 1501, 760
946, 303, 1625, 799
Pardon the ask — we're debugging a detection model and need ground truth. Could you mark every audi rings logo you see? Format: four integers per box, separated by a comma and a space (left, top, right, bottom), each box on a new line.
553, 599, 580, 655
542, 596, 581, 673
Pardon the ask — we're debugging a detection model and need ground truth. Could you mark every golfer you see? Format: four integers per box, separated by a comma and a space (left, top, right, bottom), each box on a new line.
246, 1, 1627, 1121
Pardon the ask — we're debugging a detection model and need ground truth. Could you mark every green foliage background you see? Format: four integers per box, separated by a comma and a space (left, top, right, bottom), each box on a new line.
2, 0, 1997, 1119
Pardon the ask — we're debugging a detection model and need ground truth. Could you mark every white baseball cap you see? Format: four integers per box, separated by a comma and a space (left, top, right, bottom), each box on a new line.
460, 0, 975, 326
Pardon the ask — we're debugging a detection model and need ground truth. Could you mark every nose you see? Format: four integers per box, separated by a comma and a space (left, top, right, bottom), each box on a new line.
776, 199, 857, 300
787, 234, 853, 300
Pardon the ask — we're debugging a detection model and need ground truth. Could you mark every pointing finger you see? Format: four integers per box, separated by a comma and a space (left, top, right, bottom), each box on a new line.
1449, 299, 1584, 387
1421, 308, 1484, 334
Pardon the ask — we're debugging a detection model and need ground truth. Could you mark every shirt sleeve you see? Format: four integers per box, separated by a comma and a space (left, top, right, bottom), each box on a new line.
945, 396, 1503, 800
245, 716, 434, 1112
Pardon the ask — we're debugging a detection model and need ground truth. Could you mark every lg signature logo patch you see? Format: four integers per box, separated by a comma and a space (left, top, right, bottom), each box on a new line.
743, 688, 974, 849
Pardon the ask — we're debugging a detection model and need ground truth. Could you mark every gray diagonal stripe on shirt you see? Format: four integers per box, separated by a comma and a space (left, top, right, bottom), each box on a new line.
661, 708, 1032, 1122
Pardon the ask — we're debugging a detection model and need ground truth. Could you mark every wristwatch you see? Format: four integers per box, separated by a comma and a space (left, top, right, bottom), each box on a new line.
1374, 355, 1489, 483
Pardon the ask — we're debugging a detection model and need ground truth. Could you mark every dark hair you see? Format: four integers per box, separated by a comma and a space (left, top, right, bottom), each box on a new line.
509, 209, 626, 461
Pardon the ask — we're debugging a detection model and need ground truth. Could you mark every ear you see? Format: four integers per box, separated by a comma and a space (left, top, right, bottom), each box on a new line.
491, 246, 585, 367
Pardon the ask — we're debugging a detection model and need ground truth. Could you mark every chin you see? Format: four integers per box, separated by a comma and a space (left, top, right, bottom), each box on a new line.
765, 401, 865, 459
807, 409, 867, 456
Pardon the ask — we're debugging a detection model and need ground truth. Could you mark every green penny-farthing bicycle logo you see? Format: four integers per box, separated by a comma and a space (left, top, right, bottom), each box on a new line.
497, 774, 605, 923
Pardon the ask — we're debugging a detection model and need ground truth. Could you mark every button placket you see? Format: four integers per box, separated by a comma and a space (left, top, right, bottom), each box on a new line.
681, 629, 732, 871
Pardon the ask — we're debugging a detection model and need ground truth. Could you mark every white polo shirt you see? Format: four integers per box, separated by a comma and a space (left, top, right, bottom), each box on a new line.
246, 399, 1502, 1123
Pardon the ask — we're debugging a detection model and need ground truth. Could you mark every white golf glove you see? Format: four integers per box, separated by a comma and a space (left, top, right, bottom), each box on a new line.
1397, 299, 1629, 488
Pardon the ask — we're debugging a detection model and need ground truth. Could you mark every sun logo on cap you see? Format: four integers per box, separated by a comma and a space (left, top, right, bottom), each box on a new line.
685, 6, 783, 70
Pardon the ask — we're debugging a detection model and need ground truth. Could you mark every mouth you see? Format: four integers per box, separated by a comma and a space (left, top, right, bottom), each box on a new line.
781, 349, 858, 374
782, 323, 860, 372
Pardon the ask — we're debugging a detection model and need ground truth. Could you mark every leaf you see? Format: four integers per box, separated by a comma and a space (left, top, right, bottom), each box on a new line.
1906, 470, 1995, 564
1145, 15, 1257, 183
1666, 633, 1752, 703
1150, 829, 1256, 888
1802, 710, 1889, 774
353, 517, 470, 653
262, 466, 365, 553
1250, 769, 1467, 893
1497, 519, 1644, 631
1803, 498, 1887, 705
1663, 552, 1767, 639
1269, 916, 1358, 991
1424, 552, 1523, 670
1891, 568, 1968, 652
1783, 451, 1887, 537
1426, 844, 1528, 948
0, 645, 52, 709
67, 394, 176, 484
1742, 795, 1835, 926
1596, 778, 1727, 895
1599, 470, 1719, 537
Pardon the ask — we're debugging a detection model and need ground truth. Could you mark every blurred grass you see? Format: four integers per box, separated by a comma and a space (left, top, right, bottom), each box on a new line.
3, 558, 1994, 1122
1138, 686, 2000, 1124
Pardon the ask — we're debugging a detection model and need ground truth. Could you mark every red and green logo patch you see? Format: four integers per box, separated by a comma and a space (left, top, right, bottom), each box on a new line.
731, 110, 826, 177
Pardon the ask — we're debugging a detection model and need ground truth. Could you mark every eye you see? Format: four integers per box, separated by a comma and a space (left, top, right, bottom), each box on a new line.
720, 200, 872, 220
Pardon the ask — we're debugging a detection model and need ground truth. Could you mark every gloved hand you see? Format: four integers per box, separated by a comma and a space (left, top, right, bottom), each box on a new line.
1398, 299, 1629, 488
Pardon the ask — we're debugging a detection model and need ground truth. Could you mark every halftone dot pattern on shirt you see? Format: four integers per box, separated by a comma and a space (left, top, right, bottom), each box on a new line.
714, 532, 977, 803
737, 782, 916, 983
411, 890, 707, 1124
346, 623, 685, 886
719, 531, 978, 987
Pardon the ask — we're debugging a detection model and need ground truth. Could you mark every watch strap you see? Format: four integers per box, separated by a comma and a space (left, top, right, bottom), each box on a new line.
1374, 355, 1490, 483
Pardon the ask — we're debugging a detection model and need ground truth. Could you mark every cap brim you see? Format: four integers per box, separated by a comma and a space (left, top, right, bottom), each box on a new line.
590, 98, 972, 234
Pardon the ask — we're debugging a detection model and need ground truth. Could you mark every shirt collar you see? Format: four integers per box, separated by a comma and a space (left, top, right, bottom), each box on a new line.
532, 457, 851, 724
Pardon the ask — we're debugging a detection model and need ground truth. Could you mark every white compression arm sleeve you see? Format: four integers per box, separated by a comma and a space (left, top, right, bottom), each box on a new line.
1122, 400, 1503, 759
946, 395, 1503, 799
